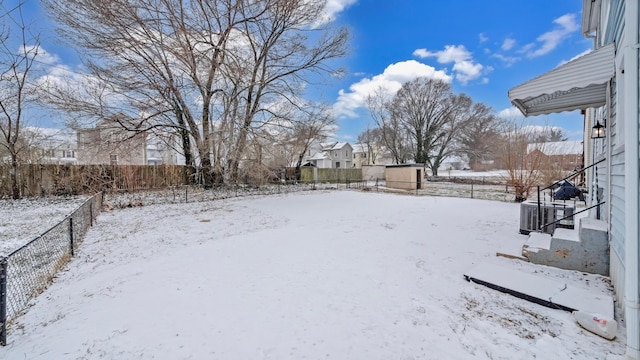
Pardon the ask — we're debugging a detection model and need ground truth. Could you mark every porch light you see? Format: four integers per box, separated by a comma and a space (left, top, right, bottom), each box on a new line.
591, 120, 605, 139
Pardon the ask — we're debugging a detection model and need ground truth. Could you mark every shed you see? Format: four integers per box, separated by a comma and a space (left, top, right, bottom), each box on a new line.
385, 164, 424, 190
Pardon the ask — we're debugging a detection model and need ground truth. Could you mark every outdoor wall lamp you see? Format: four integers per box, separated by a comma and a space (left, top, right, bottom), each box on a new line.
591, 119, 605, 139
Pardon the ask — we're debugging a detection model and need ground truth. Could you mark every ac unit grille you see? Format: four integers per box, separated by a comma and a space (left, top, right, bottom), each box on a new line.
519, 201, 575, 235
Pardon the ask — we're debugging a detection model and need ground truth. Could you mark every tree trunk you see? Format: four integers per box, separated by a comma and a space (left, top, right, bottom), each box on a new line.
9, 149, 19, 199
175, 104, 195, 184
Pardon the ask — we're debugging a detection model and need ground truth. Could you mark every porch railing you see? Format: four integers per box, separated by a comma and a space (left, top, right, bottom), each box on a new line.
536, 158, 605, 232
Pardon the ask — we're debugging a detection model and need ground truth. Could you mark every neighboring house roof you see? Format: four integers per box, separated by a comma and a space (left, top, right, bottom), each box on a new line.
527, 141, 583, 156
351, 143, 369, 153
320, 141, 350, 151
308, 151, 330, 160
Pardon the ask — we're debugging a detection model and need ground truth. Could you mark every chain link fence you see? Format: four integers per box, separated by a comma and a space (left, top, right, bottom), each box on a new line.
102, 180, 361, 208
347, 179, 518, 202
0, 191, 104, 345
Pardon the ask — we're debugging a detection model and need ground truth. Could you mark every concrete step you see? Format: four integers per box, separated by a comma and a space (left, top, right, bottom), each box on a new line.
522, 217, 609, 276
522, 232, 552, 253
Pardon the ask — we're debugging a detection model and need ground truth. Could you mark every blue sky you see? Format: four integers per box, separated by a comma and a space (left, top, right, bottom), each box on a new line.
324, 0, 590, 141
14, 0, 590, 141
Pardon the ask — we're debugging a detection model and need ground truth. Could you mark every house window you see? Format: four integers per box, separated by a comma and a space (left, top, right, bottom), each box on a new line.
334, 151, 337, 157
63, 150, 74, 158
361, 153, 366, 158
353, 153, 356, 159
335, 162, 340, 168
345, 151, 348, 157
110, 154, 118, 165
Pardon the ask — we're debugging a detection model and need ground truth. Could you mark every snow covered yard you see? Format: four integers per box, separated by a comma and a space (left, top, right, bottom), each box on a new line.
0, 195, 89, 255
1, 190, 626, 359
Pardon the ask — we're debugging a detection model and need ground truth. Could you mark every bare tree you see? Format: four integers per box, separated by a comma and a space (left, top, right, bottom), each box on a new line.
44, 0, 347, 185
287, 104, 335, 180
0, 2, 40, 199
496, 120, 547, 202
43, 0, 252, 185
366, 88, 410, 164
455, 102, 502, 171
531, 126, 568, 143
221, 0, 348, 181
385, 77, 461, 175
427, 93, 473, 175
356, 127, 383, 165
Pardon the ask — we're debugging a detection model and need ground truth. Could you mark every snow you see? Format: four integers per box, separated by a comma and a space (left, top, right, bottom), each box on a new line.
0, 195, 89, 256
1, 190, 626, 359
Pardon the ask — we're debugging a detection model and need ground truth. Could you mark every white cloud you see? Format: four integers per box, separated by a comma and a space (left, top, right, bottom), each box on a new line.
333, 60, 451, 118
501, 37, 516, 51
452, 60, 483, 83
523, 13, 579, 58
492, 53, 520, 67
20, 45, 60, 65
414, 45, 470, 64
479, 33, 488, 43
413, 45, 486, 85
315, 0, 358, 25
498, 107, 524, 119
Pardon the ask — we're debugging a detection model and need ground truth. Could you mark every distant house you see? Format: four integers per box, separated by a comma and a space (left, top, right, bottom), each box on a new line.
145, 134, 185, 166
351, 143, 395, 168
76, 117, 147, 165
303, 141, 353, 168
351, 143, 370, 168
24, 128, 78, 165
526, 140, 583, 171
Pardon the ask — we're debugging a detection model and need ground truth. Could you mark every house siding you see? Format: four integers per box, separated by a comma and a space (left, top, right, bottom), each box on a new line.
611, 247, 626, 312
602, 0, 625, 46
610, 150, 625, 260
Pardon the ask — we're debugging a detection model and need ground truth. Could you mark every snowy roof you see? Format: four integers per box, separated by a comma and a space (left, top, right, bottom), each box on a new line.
351, 143, 369, 153
320, 142, 350, 151
308, 151, 330, 160
527, 141, 583, 156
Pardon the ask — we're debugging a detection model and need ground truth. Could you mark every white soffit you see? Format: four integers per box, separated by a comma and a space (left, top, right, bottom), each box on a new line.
508, 43, 615, 117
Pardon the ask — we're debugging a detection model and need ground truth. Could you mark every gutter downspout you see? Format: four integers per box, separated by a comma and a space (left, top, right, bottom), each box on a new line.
624, 0, 640, 358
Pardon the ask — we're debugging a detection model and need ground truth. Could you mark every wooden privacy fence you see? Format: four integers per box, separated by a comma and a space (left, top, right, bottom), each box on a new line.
300, 167, 362, 183
0, 164, 190, 198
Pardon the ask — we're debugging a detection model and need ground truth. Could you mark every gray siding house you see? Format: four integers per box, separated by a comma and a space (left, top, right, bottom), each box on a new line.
508, 1, 639, 357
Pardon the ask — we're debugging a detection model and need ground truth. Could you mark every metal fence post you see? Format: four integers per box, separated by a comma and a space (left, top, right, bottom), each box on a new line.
0, 256, 7, 346
471, 183, 474, 199
69, 218, 74, 257
89, 202, 93, 227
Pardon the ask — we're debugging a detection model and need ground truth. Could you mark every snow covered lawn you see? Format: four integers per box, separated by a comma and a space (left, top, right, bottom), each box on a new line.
0, 195, 89, 255
1, 190, 625, 359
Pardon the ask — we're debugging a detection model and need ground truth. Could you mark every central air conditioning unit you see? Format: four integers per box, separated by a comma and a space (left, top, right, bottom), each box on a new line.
519, 201, 575, 235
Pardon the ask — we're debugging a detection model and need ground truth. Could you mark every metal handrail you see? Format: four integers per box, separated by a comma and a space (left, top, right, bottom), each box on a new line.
540, 201, 606, 232
536, 158, 605, 230
540, 158, 605, 192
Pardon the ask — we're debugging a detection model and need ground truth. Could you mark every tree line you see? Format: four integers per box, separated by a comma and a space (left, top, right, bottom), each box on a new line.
360, 77, 567, 180
0, 1, 568, 200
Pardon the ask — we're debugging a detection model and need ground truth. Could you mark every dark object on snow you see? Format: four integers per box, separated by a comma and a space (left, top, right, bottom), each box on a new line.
553, 180, 585, 201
